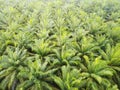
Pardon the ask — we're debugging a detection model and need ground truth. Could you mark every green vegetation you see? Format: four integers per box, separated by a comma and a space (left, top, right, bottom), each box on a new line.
0, 0, 120, 90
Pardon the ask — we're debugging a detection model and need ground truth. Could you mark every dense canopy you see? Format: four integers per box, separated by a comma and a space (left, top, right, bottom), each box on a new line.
0, 0, 120, 90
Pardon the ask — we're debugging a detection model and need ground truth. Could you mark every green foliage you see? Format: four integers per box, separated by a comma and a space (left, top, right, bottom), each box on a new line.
0, 0, 120, 90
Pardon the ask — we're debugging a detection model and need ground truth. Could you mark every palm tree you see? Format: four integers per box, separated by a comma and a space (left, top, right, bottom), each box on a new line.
52, 44, 80, 67
31, 39, 53, 58
99, 43, 120, 88
16, 55, 58, 90
79, 57, 117, 90
52, 65, 82, 90
0, 47, 29, 90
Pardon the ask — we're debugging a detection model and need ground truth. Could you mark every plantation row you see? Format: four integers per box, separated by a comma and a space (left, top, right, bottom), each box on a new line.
0, 0, 120, 90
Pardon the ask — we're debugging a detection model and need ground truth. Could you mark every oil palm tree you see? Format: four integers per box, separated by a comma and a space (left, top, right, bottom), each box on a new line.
79, 56, 117, 90
98, 43, 120, 88
72, 36, 99, 59
31, 39, 53, 57
52, 44, 80, 67
16, 55, 58, 90
52, 65, 82, 90
0, 47, 29, 90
